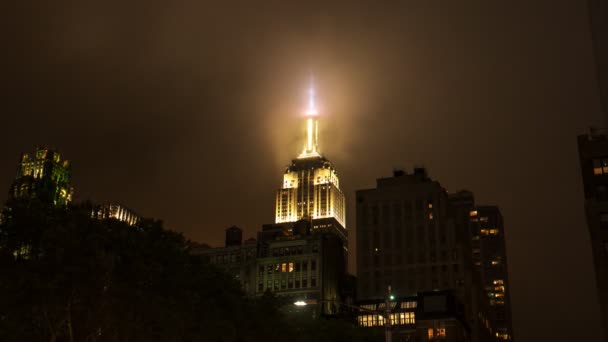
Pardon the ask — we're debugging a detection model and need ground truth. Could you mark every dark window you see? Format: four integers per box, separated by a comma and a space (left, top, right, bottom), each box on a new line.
382, 204, 390, 224
311, 260, 317, 271
601, 213, 608, 229
372, 206, 379, 225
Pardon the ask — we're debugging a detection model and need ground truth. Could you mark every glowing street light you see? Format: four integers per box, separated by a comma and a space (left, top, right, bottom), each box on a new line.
294, 301, 307, 306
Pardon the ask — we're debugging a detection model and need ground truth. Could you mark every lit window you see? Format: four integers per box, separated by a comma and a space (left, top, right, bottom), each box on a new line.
593, 158, 608, 175
428, 328, 434, 339
470, 210, 478, 217
400, 301, 417, 309
436, 328, 446, 337
289, 262, 294, 272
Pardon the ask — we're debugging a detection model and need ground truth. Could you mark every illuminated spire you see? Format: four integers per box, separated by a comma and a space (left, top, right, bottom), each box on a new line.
299, 78, 320, 158
306, 78, 318, 116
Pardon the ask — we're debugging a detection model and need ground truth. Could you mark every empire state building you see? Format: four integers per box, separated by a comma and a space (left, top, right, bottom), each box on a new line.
274, 83, 346, 240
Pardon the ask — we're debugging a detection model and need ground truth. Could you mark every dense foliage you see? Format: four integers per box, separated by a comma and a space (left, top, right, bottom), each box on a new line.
0, 200, 378, 342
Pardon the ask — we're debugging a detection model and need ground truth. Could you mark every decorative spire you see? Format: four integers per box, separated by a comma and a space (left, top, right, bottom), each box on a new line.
299, 77, 320, 158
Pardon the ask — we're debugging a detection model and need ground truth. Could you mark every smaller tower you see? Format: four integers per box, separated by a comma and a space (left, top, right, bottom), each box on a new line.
8, 147, 73, 206
225, 226, 243, 247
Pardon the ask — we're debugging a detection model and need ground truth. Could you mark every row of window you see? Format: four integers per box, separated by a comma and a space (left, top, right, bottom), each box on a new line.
210, 253, 241, 264
359, 301, 417, 311
480, 228, 500, 236
357, 312, 415, 327
363, 251, 460, 267
361, 278, 465, 296
258, 276, 317, 292
272, 245, 318, 256
259, 261, 317, 274
428, 327, 447, 339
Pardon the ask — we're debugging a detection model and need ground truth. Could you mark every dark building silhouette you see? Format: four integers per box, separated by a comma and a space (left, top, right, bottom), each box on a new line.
356, 169, 513, 342
578, 131, 608, 341
191, 228, 258, 294
8, 147, 73, 206
225, 226, 243, 246
469, 206, 513, 342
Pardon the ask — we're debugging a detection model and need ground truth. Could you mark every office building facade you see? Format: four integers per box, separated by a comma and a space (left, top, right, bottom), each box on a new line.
356, 169, 474, 304
356, 169, 514, 341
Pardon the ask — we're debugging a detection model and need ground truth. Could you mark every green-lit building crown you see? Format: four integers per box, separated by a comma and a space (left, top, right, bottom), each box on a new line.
9, 147, 74, 206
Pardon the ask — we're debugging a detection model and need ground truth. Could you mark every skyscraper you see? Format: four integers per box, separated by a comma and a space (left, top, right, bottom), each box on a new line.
8, 147, 73, 206
356, 169, 473, 306
263, 82, 348, 314
469, 206, 514, 342
578, 131, 608, 341
195, 83, 350, 315
356, 169, 514, 341
274, 82, 346, 241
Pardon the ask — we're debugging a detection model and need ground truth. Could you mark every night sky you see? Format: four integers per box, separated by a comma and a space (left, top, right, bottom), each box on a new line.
1, 1, 605, 341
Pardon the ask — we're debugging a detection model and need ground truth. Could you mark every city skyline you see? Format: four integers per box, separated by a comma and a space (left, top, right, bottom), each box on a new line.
0, 2, 605, 341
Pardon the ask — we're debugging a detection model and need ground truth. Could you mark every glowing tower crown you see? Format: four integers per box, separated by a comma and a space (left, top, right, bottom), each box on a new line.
274, 81, 346, 232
